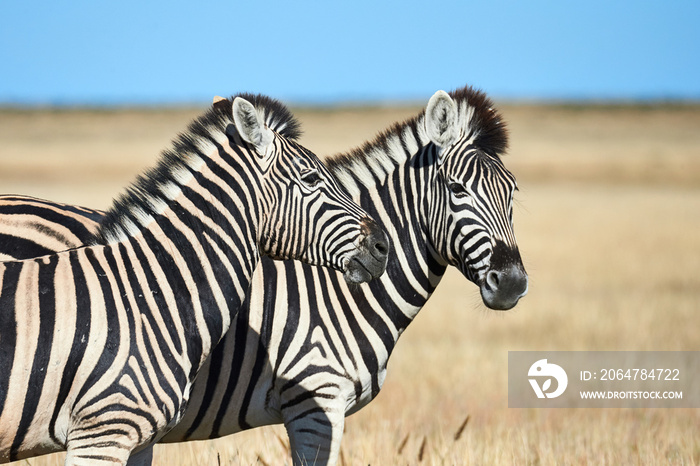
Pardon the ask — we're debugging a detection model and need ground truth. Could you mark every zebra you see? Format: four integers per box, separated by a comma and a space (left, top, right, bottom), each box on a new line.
0, 93, 388, 465
0, 86, 527, 465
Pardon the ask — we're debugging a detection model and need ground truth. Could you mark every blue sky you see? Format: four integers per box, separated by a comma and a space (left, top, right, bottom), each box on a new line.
1, 1, 699, 105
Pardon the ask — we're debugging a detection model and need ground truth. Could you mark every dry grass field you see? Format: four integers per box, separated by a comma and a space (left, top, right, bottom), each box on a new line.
1, 101, 698, 465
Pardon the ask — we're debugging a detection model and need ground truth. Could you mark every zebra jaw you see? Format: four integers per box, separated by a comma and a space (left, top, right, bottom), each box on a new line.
343, 254, 384, 284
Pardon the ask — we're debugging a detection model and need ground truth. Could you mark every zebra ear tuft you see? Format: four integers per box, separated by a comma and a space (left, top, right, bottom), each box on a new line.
425, 90, 458, 150
232, 97, 274, 157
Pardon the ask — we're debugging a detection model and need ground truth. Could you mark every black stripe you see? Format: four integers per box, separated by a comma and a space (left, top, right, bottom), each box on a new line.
74, 454, 122, 462
273, 259, 301, 372
11, 255, 59, 459
68, 428, 130, 442
0, 262, 22, 420
280, 379, 340, 411
0, 233, 54, 259
287, 406, 327, 424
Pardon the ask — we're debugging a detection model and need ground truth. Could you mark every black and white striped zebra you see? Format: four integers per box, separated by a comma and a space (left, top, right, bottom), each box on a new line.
0, 94, 387, 465
0, 86, 526, 465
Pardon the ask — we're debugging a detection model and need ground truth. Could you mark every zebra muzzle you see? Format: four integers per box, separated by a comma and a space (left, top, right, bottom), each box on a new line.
480, 264, 528, 310
342, 218, 389, 284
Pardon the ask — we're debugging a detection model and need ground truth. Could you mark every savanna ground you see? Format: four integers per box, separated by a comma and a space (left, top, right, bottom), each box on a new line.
1, 101, 698, 465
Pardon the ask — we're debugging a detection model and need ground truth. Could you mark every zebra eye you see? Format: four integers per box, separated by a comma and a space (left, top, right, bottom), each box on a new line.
448, 182, 468, 197
301, 169, 323, 188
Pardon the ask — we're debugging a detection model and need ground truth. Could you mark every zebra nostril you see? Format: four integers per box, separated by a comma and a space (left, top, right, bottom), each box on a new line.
374, 240, 388, 256
361, 219, 389, 260
481, 266, 528, 310
486, 270, 501, 290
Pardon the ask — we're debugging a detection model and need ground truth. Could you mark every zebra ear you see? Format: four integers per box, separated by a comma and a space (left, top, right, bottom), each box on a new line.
232, 97, 274, 157
212, 95, 228, 112
425, 90, 458, 150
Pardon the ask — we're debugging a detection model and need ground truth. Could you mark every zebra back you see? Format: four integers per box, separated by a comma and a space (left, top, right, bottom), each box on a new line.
0, 196, 101, 260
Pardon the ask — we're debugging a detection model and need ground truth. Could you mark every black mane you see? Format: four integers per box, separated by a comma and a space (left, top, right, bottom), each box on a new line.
449, 86, 509, 157
326, 85, 508, 174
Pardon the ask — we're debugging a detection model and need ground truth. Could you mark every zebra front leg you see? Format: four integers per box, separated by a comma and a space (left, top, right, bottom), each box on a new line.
64, 413, 158, 465
65, 435, 155, 466
283, 405, 345, 466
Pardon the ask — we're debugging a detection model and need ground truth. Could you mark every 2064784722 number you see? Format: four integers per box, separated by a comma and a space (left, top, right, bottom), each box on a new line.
600, 368, 680, 381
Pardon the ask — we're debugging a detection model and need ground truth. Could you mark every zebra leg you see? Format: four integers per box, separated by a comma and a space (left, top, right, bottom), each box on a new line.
283, 405, 344, 466
64, 439, 153, 466
64, 440, 134, 465
64, 421, 153, 465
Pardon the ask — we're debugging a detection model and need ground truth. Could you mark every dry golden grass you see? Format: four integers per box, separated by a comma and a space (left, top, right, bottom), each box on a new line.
1, 102, 698, 465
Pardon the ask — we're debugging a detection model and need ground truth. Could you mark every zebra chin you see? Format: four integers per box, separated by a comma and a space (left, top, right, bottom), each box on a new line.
342, 255, 385, 284
342, 218, 389, 284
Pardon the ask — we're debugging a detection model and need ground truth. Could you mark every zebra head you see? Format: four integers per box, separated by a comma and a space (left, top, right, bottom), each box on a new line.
424, 89, 528, 310
232, 96, 389, 284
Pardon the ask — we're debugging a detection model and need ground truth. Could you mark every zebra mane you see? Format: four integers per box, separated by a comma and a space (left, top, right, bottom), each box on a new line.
91, 93, 302, 245
325, 86, 508, 186
447, 86, 509, 158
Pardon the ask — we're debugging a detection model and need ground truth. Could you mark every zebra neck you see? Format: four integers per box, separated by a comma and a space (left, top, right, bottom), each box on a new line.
105, 159, 262, 371
332, 143, 447, 330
